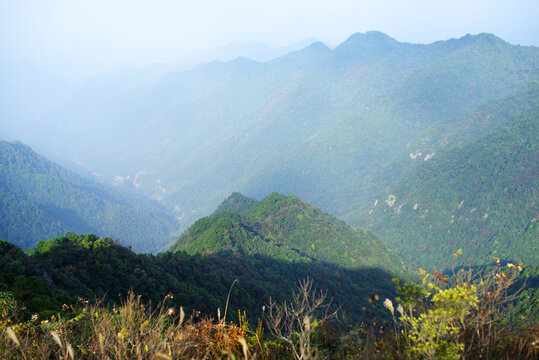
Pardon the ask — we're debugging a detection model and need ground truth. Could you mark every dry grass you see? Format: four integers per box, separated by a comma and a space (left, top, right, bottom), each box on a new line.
1, 292, 255, 359
1, 263, 538, 360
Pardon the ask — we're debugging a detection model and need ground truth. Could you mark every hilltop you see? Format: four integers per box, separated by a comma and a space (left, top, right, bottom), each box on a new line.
171, 192, 403, 273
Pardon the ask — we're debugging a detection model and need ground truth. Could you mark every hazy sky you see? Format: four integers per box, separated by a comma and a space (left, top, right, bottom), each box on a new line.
1, 0, 538, 75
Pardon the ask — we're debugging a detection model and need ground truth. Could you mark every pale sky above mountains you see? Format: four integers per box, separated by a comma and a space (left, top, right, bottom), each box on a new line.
1, 0, 538, 76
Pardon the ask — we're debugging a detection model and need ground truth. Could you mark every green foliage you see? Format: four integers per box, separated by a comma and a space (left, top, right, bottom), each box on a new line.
0, 231, 397, 325
381, 254, 539, 360
360, 86, 539, 269
0, 141, 178, 252
171, 192, 403, 274
403, 281, 479, 359
1, 238, 537, 359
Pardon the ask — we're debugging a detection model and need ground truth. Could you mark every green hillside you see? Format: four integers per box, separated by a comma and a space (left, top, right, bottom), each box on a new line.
339, 82, 539, 220
0, 192, 407, 323
0, 140, 178, 252
171, 192, 403, 274
0, 233, 539, 359
243, 38, 539, 219
0, 232, 397, 325
14, 33, 538, 231
357, 96, 538, 270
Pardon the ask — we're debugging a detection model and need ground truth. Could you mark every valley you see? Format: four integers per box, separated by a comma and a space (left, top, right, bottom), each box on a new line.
1, 28, 538, 359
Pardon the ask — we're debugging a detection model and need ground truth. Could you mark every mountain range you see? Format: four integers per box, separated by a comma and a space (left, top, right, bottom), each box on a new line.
0, 29, 538, 359
9, 31, 534, 235
1, 30, 537, 271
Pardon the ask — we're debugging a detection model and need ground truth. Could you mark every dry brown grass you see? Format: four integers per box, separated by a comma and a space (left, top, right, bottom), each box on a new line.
1, 292, 255, 360
1, 265, 538, 360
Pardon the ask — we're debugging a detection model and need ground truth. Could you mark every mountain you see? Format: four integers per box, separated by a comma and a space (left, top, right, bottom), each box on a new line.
339, 82, 539, 221
0, 140, 178, 252
173, 38, 322, 66
4, 32, 538, 233
170, 192, 404, 274
0, 230, 397, 324
356, 89, 538, 270
26, 190, 405, 321
242, 35, 539, 218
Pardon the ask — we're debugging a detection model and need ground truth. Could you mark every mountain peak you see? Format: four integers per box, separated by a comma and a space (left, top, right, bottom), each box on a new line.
333, 31, 401, 60
172, 192, 403, 272
447, 32, 506, 48
344, 31, 398, 44
472, 32, 507, 46
213, 192, 257, 215
303, 41, 331, 53
271, 41, 331, 65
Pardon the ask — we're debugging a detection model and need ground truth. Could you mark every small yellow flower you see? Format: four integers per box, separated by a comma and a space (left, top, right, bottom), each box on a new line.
117, 327, 127, 340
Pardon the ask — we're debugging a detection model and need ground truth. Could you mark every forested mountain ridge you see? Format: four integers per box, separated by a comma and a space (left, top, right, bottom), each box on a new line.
0, 231, 397, 325
243, 38, 539, 219
170, 192, 404, 274
14, 32, 538, 231
0, 140, 178, 252
341, 82, 539, 221
357, 91, 538, 270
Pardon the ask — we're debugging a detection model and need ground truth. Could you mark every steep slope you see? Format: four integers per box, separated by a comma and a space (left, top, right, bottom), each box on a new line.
243, 36, 539, 217
0, 140, 178, 252
170, 192, 403, 273
6, 32, 538, 231
339, 82, 539, 221
358, 100, 538, 270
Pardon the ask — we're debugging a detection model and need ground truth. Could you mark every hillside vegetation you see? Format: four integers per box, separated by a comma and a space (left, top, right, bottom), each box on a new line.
0, 231, 396, 327
171, 192, 403, 273
358, 87, 538, 270
0, 140, 178, 252
1, 235, 537, 359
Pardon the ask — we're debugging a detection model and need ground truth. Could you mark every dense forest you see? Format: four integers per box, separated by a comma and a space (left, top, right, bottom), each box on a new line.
1, 192, 403, 324
359, 86, 538, 270
171, 192, 403, 273
0, 140, 178, 252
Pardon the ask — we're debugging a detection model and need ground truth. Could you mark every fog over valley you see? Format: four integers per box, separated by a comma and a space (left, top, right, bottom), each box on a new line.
0, 2, 538, 358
